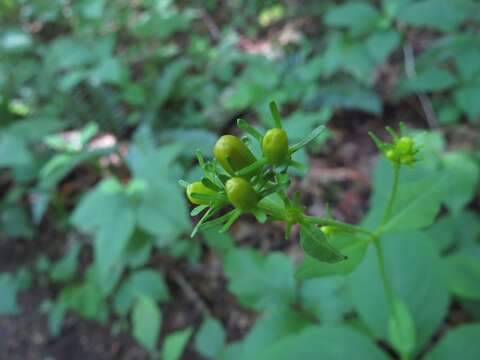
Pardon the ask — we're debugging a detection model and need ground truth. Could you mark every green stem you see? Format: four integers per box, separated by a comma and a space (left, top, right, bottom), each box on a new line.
375, 238, 411, 360
376, 164, 411, 360
373, 238, 395, 309
374, 163, 401, 305
380, 164, 400, 229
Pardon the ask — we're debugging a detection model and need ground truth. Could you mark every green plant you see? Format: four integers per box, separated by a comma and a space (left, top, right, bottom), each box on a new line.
1, 1, 480, 358
184, 101, 480, 359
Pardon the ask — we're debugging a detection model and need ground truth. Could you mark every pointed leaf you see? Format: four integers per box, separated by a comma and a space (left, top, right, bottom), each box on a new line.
132, 296, 162, 351
162, 328, 193, 360
299, 224, 346, 263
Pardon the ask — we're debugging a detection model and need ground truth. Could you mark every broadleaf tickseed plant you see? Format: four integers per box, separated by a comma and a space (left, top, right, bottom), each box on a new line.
181, 101, 425, 360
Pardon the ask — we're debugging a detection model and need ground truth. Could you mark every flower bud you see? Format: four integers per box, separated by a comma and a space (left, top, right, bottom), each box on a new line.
396, 137, 414, 155
214, 135, 258, 176
186, 181, 217, 205
262, 128, 289, 166
225, 177, 258, 211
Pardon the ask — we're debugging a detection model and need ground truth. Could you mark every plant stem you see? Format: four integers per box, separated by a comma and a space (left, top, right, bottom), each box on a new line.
380, 164, 400, 229
373, 238, 395, 308
374, 163, 401, 306
375, 238, 411, 360
376, 164, 411, 360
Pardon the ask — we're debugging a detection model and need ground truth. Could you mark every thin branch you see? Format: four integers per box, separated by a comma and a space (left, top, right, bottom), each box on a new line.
171, 269, 211, 317
200, 8, 221, 43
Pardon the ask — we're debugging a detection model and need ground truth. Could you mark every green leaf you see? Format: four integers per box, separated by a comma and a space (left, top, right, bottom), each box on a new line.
238, 307, 311, 359
132, 296, 162, 351
94, 206, 135, 278
454, 47, 480, 80
296, 233, 368, 279
404, 67, 457, 92
136, 182, 190, 240
202, 228, 234, 255
308, 81, 382, 114
388, 298, 416, 358
0, 133, 32, 168
325, 2, 380, 36
49, 242, 82, 283
0, 273, 20, 314
383, 175, 448, 233
442, 152, 479, 214
300, 277, 352, 323
0, 28, 33, 52
454, 85, 480, 121
324, 33, 375, 83
425, 215, 456, 253
71, 178, 128, 230
282, 109, 332, 144
424, 323, 480, 360
451, 211, 480, 251
349, 232, 449, 350
127, 138, 184, 184
397, 0, 477, 32
47, 302, 66, 337
160, 129, 218, 156
444, 253, 480, 300
223, 248, 295, 311
365, 167, 450, 234
90, 57, 125, 85
129, 270, 170, 301
257, 325, 389, 360
194, 317, 226, 359
148, 59, 191, 111
114, 269, 170, 316
299, 224, 346, 263
162, 328, 193, 360
59, 281, 108, 322
366, 30, 401, 64
336, 41, 376, 84
1, 206, 32, 238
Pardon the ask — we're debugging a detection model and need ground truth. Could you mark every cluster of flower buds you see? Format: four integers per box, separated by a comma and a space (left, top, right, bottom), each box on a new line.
369, 123, 420, 167
181, 104, 424, 265
180, 101, 325, 237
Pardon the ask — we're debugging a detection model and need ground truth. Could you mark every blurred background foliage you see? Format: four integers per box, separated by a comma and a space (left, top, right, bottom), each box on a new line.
0, 0, 479, 359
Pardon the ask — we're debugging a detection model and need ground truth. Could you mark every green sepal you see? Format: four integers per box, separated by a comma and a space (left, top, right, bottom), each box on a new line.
269, 101, 283, 129
288, 160, 307, 172
201, 209, 240, 233
289, 125, 325, 154
237, 118, 263, 142
189, 192, 223, 203
196, 149, 206, 168
201, 177, 223, 191
191, 206, 220, 237
191, 205, 208, 216
220, 209, 243, 233
236, 158, 268, 177
385, 126, 399, 140
252, 208, 267, 223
